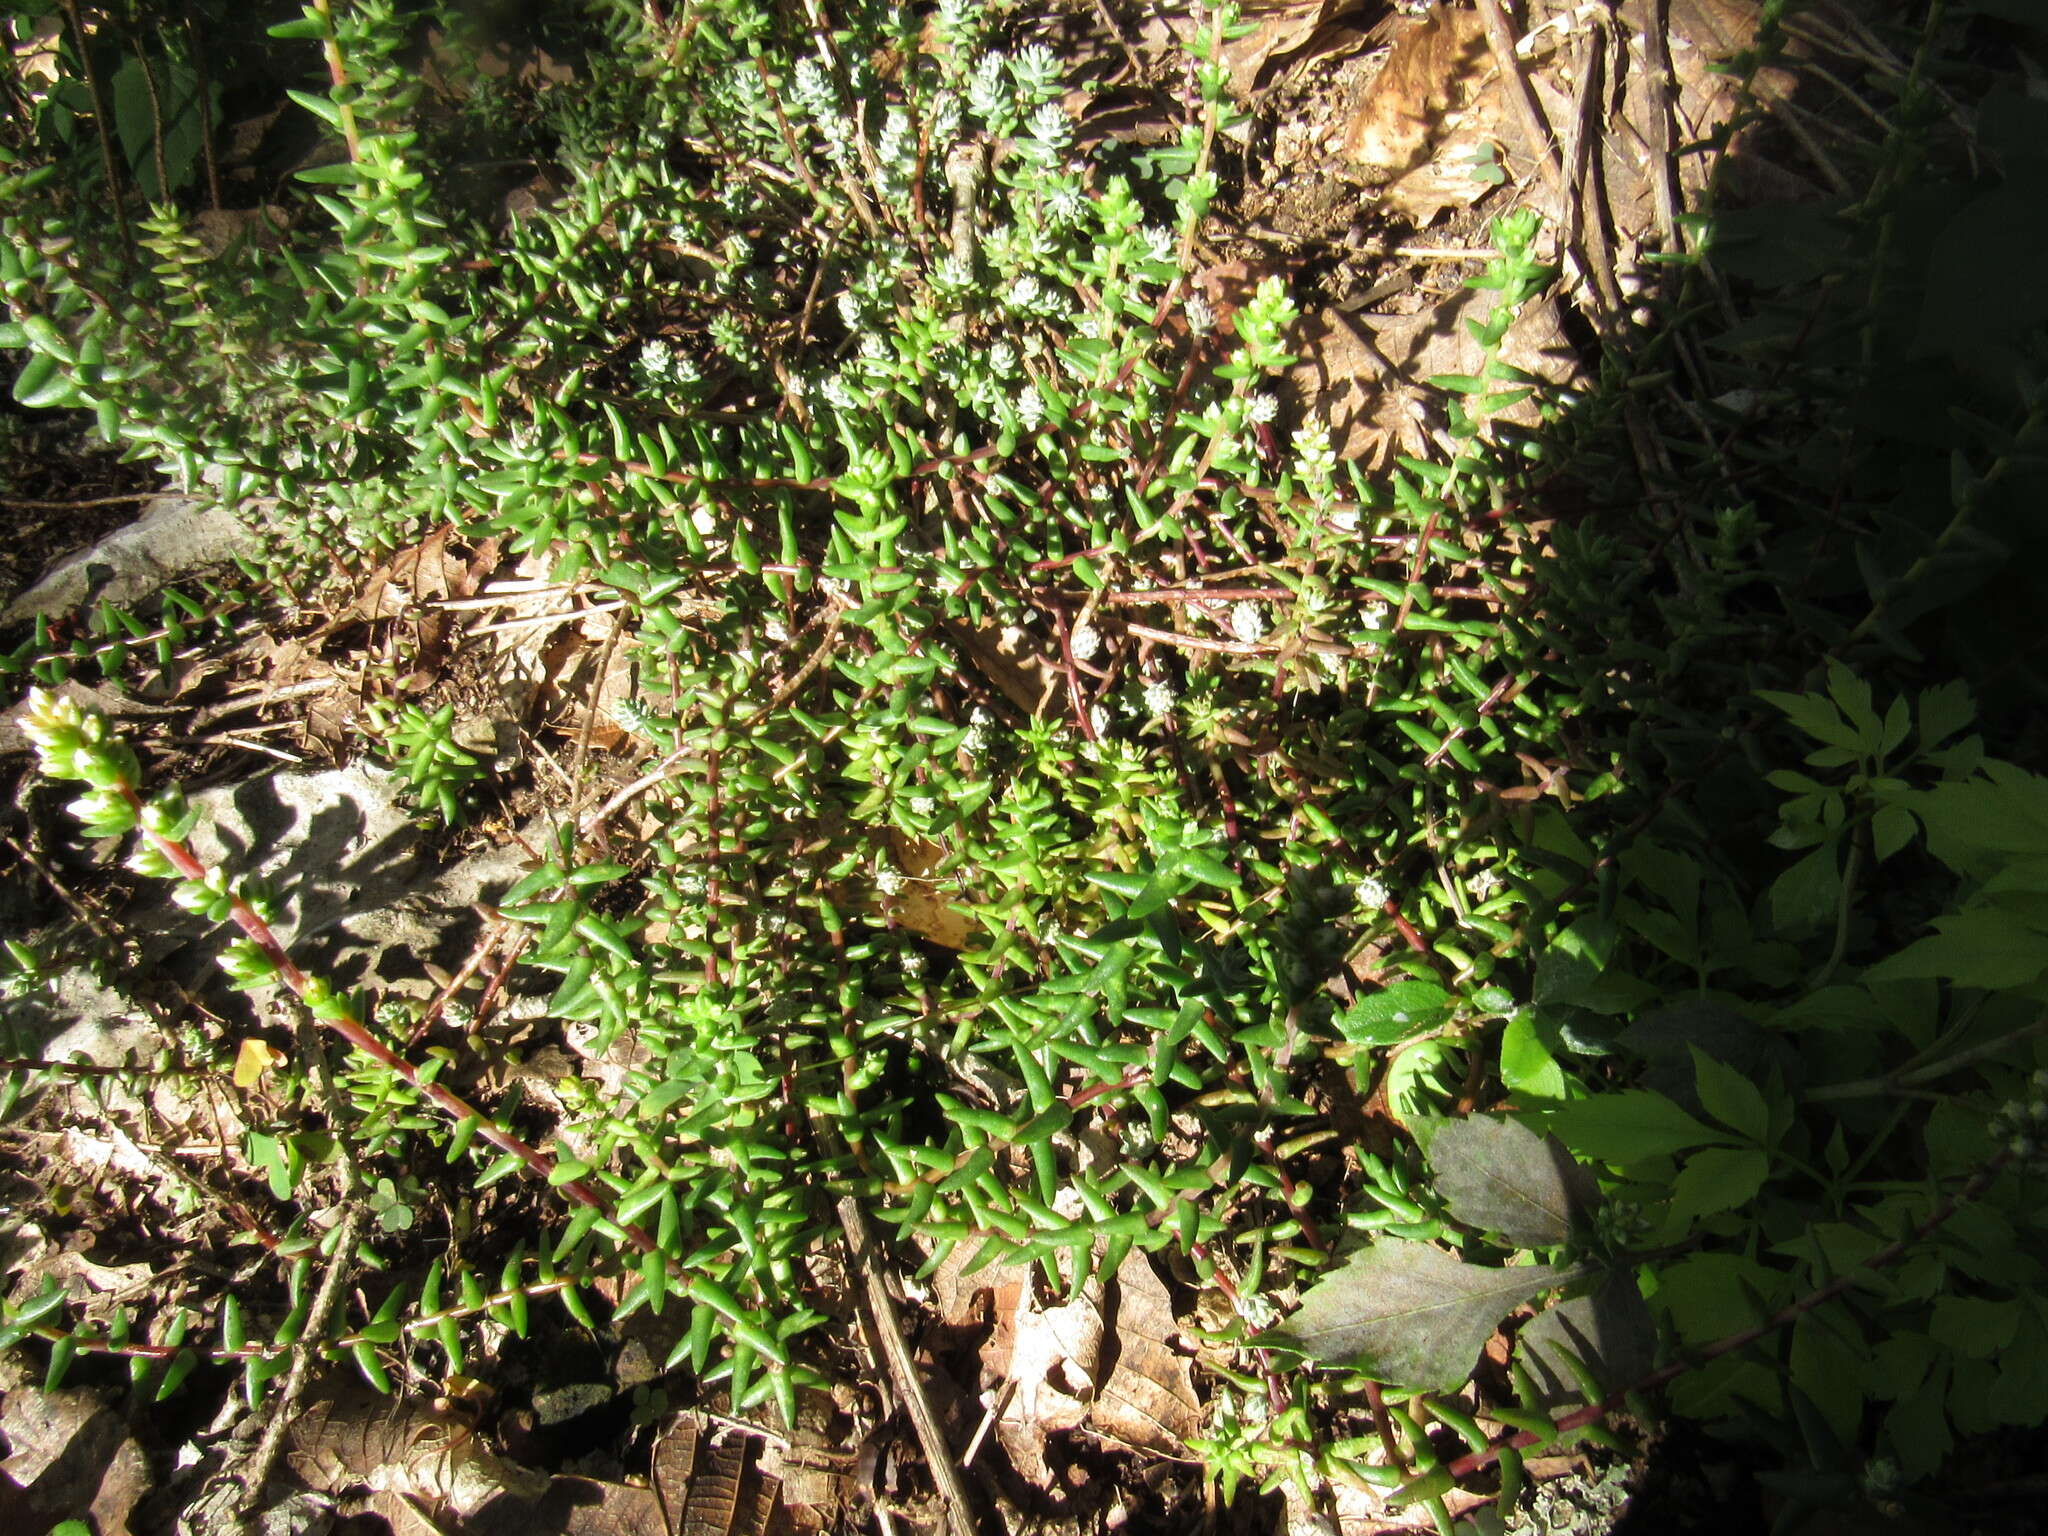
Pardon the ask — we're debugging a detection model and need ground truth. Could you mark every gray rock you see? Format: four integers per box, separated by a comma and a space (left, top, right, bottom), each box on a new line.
2, 497, 253, 627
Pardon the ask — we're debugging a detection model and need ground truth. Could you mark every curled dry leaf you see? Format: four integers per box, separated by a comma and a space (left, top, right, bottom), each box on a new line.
467, 1414, 788, 1536
1340, 4, 1508, 223
1285, 288, 1578, 469
283, 1389, 548, 1517
934, 1246, 1200, 1486
0, 1385, 153, 1536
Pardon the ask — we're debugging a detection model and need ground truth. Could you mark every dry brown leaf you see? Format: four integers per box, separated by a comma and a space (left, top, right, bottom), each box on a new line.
284, 1389, 549, 1517
466, 1414, 786, 1536
1341, 6, 1497, 181
883, 831, 977, 950
1220, 0, 1372, 96
935, 1246, 1200, 1484
1086, 1250, 1202, 1456
0, 1385, 152, 1535
1286, 288, 1578, 468
940, 617, 1060, 717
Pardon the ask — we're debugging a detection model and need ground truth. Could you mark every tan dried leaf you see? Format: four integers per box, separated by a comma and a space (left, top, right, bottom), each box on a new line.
1341, 5, 1495, 183
1286, 289, 1577, 469
0, 1386, 151, 1535
284, 1389, 549, 1517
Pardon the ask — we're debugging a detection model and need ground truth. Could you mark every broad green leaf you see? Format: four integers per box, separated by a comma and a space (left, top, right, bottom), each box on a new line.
1791, 1313, 1866, 1447
1669, 1146, 1770, 1224
1756, 688, 1858, 751
1499, 1012, 1566, 1100
1429, 1114, 1596, 1249
1865, 907, 2048, 989
1917, 679, 1975, 750
1884, 1363, 1953, 1483
1333, 979, 1451, 1045
1533, 1090, 1723, 1165
1690, 1047, 1771, 1143
1270, 1241, 1590, 1392
1929, 1295, 2023, 1358
1769, 840, 1841, 934
1653, 1252, 1787, 1345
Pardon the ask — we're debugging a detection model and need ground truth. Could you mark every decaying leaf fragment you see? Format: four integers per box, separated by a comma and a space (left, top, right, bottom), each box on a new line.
283, 1390, 548, 1516
935, 1246, 1201, 1483
466, 1413, 790, 1536
1341, 4, 1507, 222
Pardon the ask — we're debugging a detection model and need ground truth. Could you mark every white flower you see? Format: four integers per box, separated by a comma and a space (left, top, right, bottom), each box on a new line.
1229, 601, 1266, 644
902, 949, 926, 978
1185, 293, 1216, 336
1468, 867, 1504, 900
1017, 385, 1044, 430
987, 341, 1017, 377
875, 867, 906, 897
1088, 703, 1111, 737
1246, 391, 1278, 425
1070, 622, 1101, 662
639, 339, 674, 377
1355, 876, 1389, 909
1008, 274, 1045, 313
909, 794, 937, 817
837, 290, 863, 329
676, 872, 709, 900
1362, 600, 1390, 631
1142, 678, 1176, 716
1141, 225, 1177, 265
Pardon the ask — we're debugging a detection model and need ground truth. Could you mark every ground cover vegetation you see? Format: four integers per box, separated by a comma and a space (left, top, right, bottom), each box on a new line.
1, 0, 2045, 1530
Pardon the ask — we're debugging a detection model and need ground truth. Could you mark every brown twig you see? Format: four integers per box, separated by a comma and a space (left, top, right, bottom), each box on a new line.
231, 1206, 365, 1522
838, 1195, 982, 1536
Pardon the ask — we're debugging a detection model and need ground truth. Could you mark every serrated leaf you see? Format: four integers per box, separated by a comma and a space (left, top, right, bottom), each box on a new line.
1516, 1270, 1658, 1409
1532, 1090, 1723, 1164
1757, 689, 1858, 751
1333, 979, 1452, 1045
1669, 1146, 1771, 1223
1865, 907, 2048, 989
1430, 1115, 1597, 1249
1691, 1047, 1771, 1143
1270, 1241, 1589, 1391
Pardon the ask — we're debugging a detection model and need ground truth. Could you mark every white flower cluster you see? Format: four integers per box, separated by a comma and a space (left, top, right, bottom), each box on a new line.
1016, 385, 1045, 431
876, 867, 907, 897
1070, 622, 1101, 662
962, 705, 994, 759
1229, 601, 1267, 645
1355, 875, 1389, 909
1141, 677, 1177, 716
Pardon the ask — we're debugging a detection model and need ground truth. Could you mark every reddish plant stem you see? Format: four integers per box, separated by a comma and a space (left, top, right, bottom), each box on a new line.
118, 788, 662, 1260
